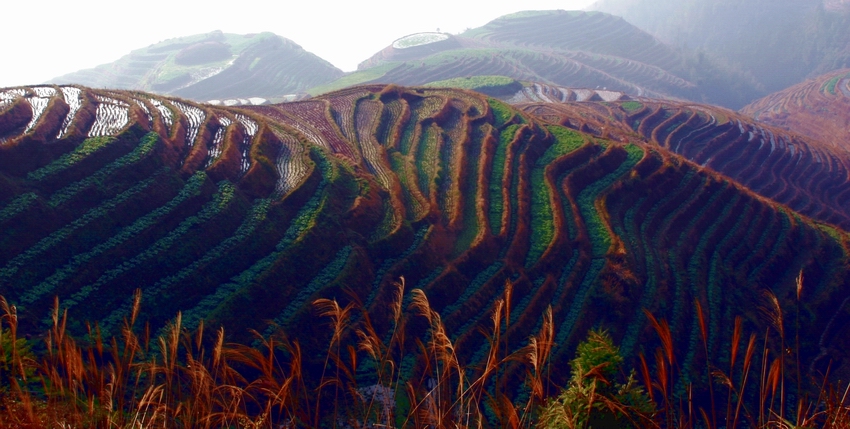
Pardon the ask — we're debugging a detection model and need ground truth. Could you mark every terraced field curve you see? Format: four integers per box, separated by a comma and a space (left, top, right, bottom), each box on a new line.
2, 84, 850, 390
520, 99, 850, 231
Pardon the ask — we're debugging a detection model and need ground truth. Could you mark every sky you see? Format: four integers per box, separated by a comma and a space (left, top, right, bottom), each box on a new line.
0, 0, 596, 88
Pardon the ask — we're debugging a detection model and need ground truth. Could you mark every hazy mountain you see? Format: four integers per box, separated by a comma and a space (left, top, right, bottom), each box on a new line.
312, 10, 762, 109
590, 0, 850, 94
48, 31, 344, 102
741, 68, 850, 146
2, 84, 849, 389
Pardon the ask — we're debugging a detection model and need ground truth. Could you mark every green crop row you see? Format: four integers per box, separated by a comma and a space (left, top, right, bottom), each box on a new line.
676, 191, 737, 387
618, 206, 659, 356
745, 211, 790, 285
389, 154, 423, 219
16, 171, 208, 307
263, 245, 353, 337
194, 154, 332, 307
370, 198, 401, 242
103, 198, 273, 335
27, 136, 116, 181
526, 127, 585, 266
613, 196, 644, 263
622, 170, 699, 355
363, 226, 431, 309
668, 186, 725, 332
0, 192, 38, 224
453, 126, 487, 255
509, 276, 545, 328
704, 199, 751, 361
0, 171, 163, 281
577, 144, 643, 257
415, 124, 440, 199
554, 258, 606, 347
377, 99, 405, 148
442, 262, 504, 326
47, 133, 159, 207
488, 125, 520, 233
617, 170, 703, 356
487, 98, 514, 128
723, 206, 770, 279
58, 181, 238, 317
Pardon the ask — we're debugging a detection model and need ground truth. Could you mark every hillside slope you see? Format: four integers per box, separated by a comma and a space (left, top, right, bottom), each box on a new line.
741, 68, 850, 146
48, 31, 343, 102
1, 84, 849, 389
590, 0, 850, 94
315, 11, 761, 109
519, 96, 850, 231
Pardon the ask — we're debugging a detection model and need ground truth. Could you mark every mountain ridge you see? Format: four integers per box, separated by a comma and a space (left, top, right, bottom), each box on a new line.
317, 11, 762, 108
47, 30, 344, 102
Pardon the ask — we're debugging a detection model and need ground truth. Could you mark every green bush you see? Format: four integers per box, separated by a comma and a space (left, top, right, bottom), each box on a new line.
537, 329, 655, 429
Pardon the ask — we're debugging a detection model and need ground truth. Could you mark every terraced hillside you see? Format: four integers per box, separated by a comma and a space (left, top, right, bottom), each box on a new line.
319, 10, 761, 108
520, 98, 850, 231
48, 31, 343, 102
2, 84, 850, 392
741, 68, 850, 146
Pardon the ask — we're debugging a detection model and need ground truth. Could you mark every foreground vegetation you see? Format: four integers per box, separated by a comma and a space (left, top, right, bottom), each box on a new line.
1, 276, 848, 429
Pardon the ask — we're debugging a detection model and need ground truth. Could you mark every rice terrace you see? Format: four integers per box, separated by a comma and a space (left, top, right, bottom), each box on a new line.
2, 4, 850, 429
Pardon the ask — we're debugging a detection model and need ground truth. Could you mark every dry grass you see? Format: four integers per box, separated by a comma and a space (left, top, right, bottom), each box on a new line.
0, 279, 848, 428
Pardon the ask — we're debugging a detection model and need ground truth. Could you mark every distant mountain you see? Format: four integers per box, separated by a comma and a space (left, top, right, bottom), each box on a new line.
48, 31, 343, 102
2, 83, 850, 390
741, 68, 850, 147
311, 10, 762, 109
590, 0, 850, 94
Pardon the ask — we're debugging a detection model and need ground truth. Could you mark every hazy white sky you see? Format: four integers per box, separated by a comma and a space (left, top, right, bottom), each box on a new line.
0, 0, 596, 88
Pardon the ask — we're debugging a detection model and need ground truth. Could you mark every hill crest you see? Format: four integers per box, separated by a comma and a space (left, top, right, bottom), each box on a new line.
330, 10, 761, 109
48, 31, 343, 102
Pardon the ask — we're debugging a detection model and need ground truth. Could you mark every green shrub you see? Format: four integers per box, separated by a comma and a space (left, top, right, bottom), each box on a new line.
537, 329, 654, 429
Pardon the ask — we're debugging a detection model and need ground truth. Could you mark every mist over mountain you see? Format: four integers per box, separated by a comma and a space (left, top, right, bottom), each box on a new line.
315, 10, 761, 109
590, 0, 850, 93
48, 31, 343, 102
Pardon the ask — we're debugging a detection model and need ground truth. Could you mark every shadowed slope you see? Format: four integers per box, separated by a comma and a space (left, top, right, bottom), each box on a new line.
1, 84, 849, 389
520, 98, 850, 231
